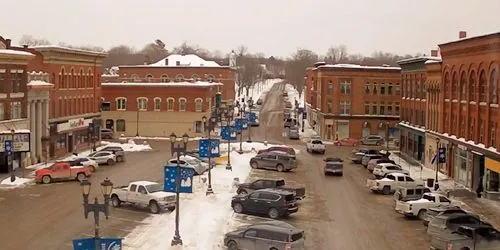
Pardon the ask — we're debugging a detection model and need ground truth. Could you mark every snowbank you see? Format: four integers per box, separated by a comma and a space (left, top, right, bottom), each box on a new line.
238, 79, 281, 103
120, 136, 203, 141
0, 177, 34, 189
284, 83, 304, 109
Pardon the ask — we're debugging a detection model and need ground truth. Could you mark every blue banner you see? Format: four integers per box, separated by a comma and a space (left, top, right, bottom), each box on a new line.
235, 119, 244, 132
438, 147, 446, 163
247, 112, 257, 123
221, 126, 238, 141
163, 166, 195, 193
199, 139, 221, 157
73, 237, 122, 250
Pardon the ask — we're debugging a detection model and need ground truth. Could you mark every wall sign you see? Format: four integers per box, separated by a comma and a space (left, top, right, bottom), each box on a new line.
57, 118, 92, 132
0, 133, 30, 152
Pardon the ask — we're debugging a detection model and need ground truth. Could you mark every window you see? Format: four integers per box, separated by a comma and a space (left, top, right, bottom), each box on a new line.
379, 102, 385, 115
70, 68, 75, 88
191, 74, 200, 81
195, 98, 203, 112
160, 74, 170, 82
79, 69, 84, 88
154, 98, 161, 111
387, 102, 393, 115
439, 196, 450, 203
340, 80, 351, 94
479, 70, 487, 102
397, 176, 405, 182
388, 83, 393, 95
206, 74, 215, 82
10, 101, 21, 119
175, 74, 184, 82
59, 68, 66, 88
460, 72, 466, 100
167, 98, 174, 111
327, 81, 333, 94
490, 122, 497, 147
137, 98, 148, 111
380, 83, 385, 95
179, 98, 187, 111
469, 71, 476, 101
131, 74, 139, 82
0, 72, 5, 93
364, 82, 370, 94
490, 69, 498, 104
116, 98, 126, 110
56, 134, 66, 149
327, 102, 333, 113
395, 102, 400, 115
116, 119, 126, 132
195, 121, 202, 133
340, 101, 350, 115
395, 83, 400, 96
373, 82, 378, 94
11, 72, 22, 93
88, 69, 93, 87
371, 102, 377, 115
364, 102, 370, 114
451, 72, 458, 99
146, 74, 153, 82
0, 103, 4, 120
479, 118, 485, 143
469, 118, 475, 140
244, 230, 257, 238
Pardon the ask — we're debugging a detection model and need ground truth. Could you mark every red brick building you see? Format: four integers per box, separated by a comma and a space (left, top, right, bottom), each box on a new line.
304, 63, 401, 141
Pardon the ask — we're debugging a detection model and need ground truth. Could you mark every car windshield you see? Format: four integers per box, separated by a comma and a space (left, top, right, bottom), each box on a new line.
146, 184, 163, 193
312, 140, 322, 144
290, 232, 304, 242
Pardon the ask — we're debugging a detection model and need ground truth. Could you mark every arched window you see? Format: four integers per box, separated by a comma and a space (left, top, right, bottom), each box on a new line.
79, 68, 84, 88
479, 70, 487, 102
179, 98, 187, 111
206, 74, 215, 83
146, 74, 153, 82
451, 71, 458, 99
444, 72, 450, 99
175, 74, 184, 82
469, 71, 476, 101
167, 98, 175, 111
191, 74, 200, 81
137, 97, 148, 111
460, 72, 466, 100
88, 69, 93, 88
116, 119, 126, 132
131, 74, 139, 82
70, 68, 76, 88
195, 98, 203, 112
490, 68, 498, 104
160, 74, 170, 82
116, 97, 127, 110
59, 67, 66, 88
154, 97, 161, 111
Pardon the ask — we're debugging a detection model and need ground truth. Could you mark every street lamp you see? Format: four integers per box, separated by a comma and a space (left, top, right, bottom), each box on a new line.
9, 129, 15, 182
202, 116, 216, 195
237, 103, 245, 154
80, 177, 113, 249
223, 108, 234, 170
435, 138, 440, 191
169, 132, 189, 246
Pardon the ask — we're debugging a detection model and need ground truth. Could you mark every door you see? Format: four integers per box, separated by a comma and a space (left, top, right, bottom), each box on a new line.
54, 164, 71, 179
91, 152, 108, 164
261, 155, 276, 169
362, 127, 370, 138
247, 192, 263, 214
127, 184, 138, 203
135, 185, 149, 205
239, 229, 257, 250
67, 134, 74, 153
105, 119, 114, 130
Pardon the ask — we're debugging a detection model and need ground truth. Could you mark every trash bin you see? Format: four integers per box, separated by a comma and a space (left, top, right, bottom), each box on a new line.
427, 178, 435, 188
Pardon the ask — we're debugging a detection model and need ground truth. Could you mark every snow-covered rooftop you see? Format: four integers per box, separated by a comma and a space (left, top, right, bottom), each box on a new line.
0, 49, 34, 57
149, 54, 220, 67
32, 45, 107, 56
102, 81, 223, 87
425, 59, 443, 64
27, 80, 54, 86
397, 56, 442, 65
317, 63, 401, 70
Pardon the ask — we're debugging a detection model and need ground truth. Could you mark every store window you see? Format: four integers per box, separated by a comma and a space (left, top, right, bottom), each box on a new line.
154, 98, 161, 111
56, 134, 66, 149
10, 101, 22, 119
195, 121, 203, 133
116, 119, 126, 132
455, 148, 472, 187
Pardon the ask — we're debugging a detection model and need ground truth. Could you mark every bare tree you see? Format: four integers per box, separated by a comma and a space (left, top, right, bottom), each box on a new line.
18, 34, 51, 46
325, 45, 348, 64
285, 48, 319, 94
140, 43, 169, 64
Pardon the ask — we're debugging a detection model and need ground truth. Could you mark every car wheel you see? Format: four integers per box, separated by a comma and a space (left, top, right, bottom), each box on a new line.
276, 164, 284, 172
116, 156, 124, 162
268, 208, 279, 219
149, 201, 160, 214
237, 190, 248, 195
89, 165, 96, 172
376, 142, 381, 146
111, 195, 121, 207
167, 206, 176, 212
417, 209, 427, 220
76, 173, 86, 182
382, 186, 391, 195
233, 203, 244, 213
270, 248, 278, 250
107, 159, 115, 165
250, 161, 258, 169
227, 240, 238, 250
41, 175, 52, 184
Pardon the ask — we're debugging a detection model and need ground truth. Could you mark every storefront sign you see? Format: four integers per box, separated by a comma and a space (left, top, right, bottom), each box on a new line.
57, 118, 92, 133
485, 157, 500, 173
0, 133, 30, 152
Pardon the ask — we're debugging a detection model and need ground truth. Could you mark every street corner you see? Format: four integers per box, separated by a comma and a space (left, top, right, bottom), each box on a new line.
0, 176, 35, 190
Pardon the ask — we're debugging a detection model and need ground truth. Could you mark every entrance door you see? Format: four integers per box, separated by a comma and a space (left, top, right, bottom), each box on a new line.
417, 136, 423, 161
336, 121, 349, 139
68, 134, 73, 153
105, 119, 114, 130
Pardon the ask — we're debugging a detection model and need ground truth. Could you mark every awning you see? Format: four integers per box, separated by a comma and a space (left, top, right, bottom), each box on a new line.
486, 157, 500, 173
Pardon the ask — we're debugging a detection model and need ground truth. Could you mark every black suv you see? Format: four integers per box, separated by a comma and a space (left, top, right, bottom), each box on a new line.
231, 189, 298, 219
98, 146, 125, 162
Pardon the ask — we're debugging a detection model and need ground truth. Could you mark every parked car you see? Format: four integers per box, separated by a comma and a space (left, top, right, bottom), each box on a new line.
284, 118, 293, 128
167, 155, 209, 175
428, 213, 492, 239
87, 151, 117, 165
367, 158, 396, 172
361, 153, 384, 167
334, 138, 360, 146
324, 157, 343, 162
111, 181, 176, 214
258, 146, 296, 159
288, 126, 300, 140
231, 189, 298, 219
373, 163, 409, 178
324, 161, 343, 176
393, 186, 432, 202
98, 146, 125, 162
366, 173, 424, 195
306, 139, 326, 154
250, 151, 297, 172
423, 205, 468, 227
236, 179, 306, 200
35, 162, 92, 184
60, 157, 99, 172
430, 225, 500, 250
223, 221, 305, 250
100, 128, 114, 139
395, 192, 455, 219
361, 135, 385, 145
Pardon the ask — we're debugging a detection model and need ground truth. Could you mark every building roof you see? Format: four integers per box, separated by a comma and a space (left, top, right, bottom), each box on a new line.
425, 59, 442, 64
439, 31, 500, 47
102, 81, 223, 87
316, 63, 401, 71
32, 45, 107, 57
27, 80, 54, 86
0, 49, 34, 57
397, 56, 442, 65
149, 54, 220, 67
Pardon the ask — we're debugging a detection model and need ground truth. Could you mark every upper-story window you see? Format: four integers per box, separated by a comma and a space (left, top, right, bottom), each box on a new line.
179, 98, 187, 111
340, 101, 351, 115
451, 72, 458, 100
479, 70, 487, 102
490, 68, 498, 104
195, 98, 203, 112
373, 82, 378, 95
469, 71, 476, 101
146, 74, 154, 82
192, 74, 200, 81
88, 69, 93, 88
10, 71, 23, 93
167, 98, 175, 111
364, 82, 370, 95
395, 102, 400, 115
490, 121, 497, 147
131, 74, 139, 82
137, 97, 148, 111
59, 67, 66, 88
395, 83, 400, 96
79, 69, 84, 88
364, 102, 370, 114
160, 74, 170, 82
10, 101, 22, 119
0, 71, 5, 93
154, 97, 161, 111
206, 74, 215, 83
175, 74, 184, 82
380, 83, 386, 95
388, 83, 393, 95
340, 80, 351, 95
460, 72, 466, 100
327, 81, 333, 94
116, 98, 126, 110
444, 72, 450, 99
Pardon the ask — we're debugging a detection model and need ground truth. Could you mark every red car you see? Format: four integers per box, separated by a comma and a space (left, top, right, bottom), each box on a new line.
334, 138, 360, 146
35, 162, 92, 184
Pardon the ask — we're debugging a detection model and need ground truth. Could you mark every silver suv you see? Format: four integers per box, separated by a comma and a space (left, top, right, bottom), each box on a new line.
361, 135, 384, 145
250, 151, 297, 172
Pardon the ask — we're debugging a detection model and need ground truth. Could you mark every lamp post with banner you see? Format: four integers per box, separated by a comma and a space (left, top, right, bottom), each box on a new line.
169, 132, 189, 246
202, 116, 217, 195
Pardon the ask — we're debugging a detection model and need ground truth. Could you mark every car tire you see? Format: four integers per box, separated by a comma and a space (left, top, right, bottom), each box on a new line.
107, 159, 115, 165
116, 156, 124, 162
233, 203, 244, 213
76, 173, 86, 182
276, 164, 284, 172
167, 206, 176, 212
227, 240, 238, 250
111, 195, 121, 207
382, 186, 391, 195
270, 248, 278, 250
417, 209, 427, 220
41, 175, 52, 184
250, 161, 258, 169
149, 201, 160, 214
89, 165, 96, 172
268, 208, 279, 219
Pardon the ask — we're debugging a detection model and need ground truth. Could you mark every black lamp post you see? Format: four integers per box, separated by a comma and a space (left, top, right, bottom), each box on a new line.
223, 108, 234, 170
435, 138, 440, 191
237, 103, 245, 154
169, 132, 189, 246
9, 129, 15, 182
80, 178, 113, 249
202, 116, 216, 195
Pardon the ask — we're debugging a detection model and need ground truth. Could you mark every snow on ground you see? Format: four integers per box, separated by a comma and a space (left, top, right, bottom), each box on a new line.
0, 177, 34, 189
119, 136, 203, 141
238, 79, 282, 103
284, 83, 304, 109
123, 142, 261, 250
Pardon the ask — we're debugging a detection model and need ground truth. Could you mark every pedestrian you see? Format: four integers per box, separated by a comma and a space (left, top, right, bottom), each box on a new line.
476, 176, 484, 198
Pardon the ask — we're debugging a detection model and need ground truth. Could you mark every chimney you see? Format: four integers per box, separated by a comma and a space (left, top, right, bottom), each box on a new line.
431, 50, 438, 57
164, 58, 169, 66
459, 31, 467, 39
5, 39, 11, 48
23, 45, 28, 49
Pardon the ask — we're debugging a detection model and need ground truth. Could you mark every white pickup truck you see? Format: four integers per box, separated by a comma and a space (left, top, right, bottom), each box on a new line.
111, 181, 176, 214
306, 138, 326, 154
366, 172, 424, 195
395, 192, 456, 219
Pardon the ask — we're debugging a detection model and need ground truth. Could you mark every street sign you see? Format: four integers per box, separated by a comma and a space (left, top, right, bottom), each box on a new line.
248, 112, 257, 123
4, 140, 12, 154
221, 126, 237, 141
73, 237, 122, 250
198, 139, 221, 157
438, 147, 446, 163
163, 165, 195, 193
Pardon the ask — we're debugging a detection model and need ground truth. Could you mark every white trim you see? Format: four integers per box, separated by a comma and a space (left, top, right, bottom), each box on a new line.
0, 69, 5, 73
470, 101, 476, 105
460, 100, 467, 104
136, 97, 149, 101
137, 97, 148, 111
445, 99, 450, 102
178, 97, 187, 112
115, 97, 127, 101
452, 99, 458, 103
153, 97, 161, 111
115, 97, 127, 111
490, 104, 499, 108
479, 102, 487, 106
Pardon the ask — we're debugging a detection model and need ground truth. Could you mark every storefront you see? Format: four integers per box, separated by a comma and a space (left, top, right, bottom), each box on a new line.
399, 123, 425, 163
0, 132, 30, 173
49, 117, 95, 158
484, 157, 500, 199
454, 144, 473, 188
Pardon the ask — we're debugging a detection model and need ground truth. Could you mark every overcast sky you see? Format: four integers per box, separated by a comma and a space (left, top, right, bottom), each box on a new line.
3, 0, 499, 58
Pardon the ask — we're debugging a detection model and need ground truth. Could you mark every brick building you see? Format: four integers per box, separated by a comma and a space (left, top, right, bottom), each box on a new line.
304, 63, 401, 141
433, 31, 499, 195
100, 54, 236, 137
398, 53, 442, 165
424, 59, 443, 171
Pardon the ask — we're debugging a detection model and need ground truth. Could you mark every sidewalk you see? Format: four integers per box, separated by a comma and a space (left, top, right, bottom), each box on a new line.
390, 151, 500, 229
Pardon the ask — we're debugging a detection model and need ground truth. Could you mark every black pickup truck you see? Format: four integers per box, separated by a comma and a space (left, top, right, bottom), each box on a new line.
236, 179, 306, 200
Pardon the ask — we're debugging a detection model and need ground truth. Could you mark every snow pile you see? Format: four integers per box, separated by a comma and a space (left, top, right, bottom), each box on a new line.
284, 83, 304, 109
123, 145, 257, 249
0, 177, 34, 189
120, 136, 203, 141
238, 79, 282, 103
